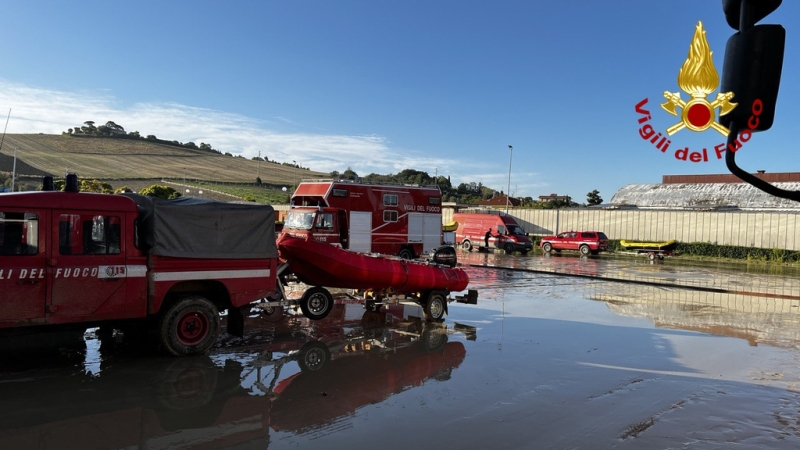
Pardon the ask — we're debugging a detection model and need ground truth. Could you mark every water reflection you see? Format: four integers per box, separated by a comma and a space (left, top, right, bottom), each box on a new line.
0, 301, 471, 449
587, 283, 800, 349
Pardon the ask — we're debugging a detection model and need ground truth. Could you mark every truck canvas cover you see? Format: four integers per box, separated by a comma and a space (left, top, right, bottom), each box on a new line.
123, 194, 277, 259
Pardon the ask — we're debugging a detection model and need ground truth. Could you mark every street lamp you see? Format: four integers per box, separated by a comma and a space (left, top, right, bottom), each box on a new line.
506, 145, 513, 214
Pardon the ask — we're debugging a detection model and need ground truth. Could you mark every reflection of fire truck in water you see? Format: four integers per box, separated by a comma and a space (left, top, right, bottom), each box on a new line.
282, 180, 443, 259
0, 302, 471, 449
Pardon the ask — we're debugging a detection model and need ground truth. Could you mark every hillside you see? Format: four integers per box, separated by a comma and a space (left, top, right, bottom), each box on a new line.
0, 134, 327, 185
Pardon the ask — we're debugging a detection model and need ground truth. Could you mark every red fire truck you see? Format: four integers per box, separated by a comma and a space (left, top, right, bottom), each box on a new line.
0, 175, 279, 356
281, 180, 443, 258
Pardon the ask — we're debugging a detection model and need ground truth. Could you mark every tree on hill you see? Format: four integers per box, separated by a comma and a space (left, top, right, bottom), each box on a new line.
586, 189, 603, 206
79, 179, 114, 194
341, 168, 358, 180
139, 184, 181, 199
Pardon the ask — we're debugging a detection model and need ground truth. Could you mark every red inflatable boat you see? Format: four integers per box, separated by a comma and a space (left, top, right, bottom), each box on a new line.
277, 234, 469, 294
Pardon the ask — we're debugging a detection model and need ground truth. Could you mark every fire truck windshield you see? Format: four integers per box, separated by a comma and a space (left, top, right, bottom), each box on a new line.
285, 211, 316, 230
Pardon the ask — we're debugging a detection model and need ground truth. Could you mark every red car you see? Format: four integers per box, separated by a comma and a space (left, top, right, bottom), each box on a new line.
540, 231, 609, 256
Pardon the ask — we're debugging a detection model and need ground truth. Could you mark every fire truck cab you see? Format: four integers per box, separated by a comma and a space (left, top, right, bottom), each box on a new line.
282, 180, 443, 259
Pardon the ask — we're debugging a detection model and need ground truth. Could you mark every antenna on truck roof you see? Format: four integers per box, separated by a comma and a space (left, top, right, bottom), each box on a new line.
0, 109, 10, 155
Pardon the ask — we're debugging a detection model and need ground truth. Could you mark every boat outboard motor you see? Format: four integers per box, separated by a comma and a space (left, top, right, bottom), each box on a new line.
427, 245, 458, 268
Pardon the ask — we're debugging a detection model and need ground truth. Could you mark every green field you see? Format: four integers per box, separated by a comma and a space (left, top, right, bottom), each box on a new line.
183, 180, 292, 204
0, 134, 327, 189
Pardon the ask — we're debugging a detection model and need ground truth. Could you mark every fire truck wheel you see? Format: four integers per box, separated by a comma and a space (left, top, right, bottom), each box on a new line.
503, 243, 514, 255
298, 341, 331, 373
423, 292, 447, 322
159, 296, 221, 357
542, 242, 553, 253
398, 248, 414, 259
461, 240, 473, 251
300, 287, 334, 320
579, 244, 591, 256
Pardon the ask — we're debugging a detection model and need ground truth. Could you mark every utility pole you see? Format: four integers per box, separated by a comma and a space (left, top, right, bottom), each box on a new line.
506, 145, 513, 214
257, 151, 261, 184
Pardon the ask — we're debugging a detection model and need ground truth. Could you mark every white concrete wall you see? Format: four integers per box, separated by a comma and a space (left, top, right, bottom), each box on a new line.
442, 206, 800, 251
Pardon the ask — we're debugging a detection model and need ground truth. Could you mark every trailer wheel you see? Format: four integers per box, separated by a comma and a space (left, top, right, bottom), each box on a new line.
423, 292, 447, 322
159, 296, 220, 357
461, 240, 473, 251
300, 287, 334, 320
420, 326, 447, 352
297, 341, 331, 373
648, 252, 656, 261
542, 242, 553, 253
398, 248, 414, 259
579, 245, 591, 256
262, 304, 284, 322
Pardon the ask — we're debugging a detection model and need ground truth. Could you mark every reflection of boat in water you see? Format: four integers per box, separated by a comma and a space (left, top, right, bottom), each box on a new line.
619, 239, 678, 251
270, 323, 465, 433
278, 234, 469, 294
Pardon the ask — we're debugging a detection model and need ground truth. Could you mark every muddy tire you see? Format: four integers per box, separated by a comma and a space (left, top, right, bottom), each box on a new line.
542, 242, 553, 253
300, 287, 334, 320
298, 341, 330, 373
159, 296, 220, 357
461, 240, 473, 251
398, 248, 414, 259
579, 245, 591, 256
423, 292, 447, 322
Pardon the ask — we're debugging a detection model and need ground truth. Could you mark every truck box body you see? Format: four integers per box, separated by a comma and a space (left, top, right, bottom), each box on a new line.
283, 181, 443, 258
0, 190, 277, 355
452, 212, 533, 254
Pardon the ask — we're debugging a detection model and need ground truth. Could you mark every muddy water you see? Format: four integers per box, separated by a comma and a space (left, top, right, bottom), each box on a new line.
2, 266, 800, 449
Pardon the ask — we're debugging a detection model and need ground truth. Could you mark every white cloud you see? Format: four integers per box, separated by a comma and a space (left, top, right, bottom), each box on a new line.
0, 79, 530, 193
0, 79, 392, 168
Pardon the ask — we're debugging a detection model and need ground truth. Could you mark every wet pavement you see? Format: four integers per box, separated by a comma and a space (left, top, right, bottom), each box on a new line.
3, 253, 800, 449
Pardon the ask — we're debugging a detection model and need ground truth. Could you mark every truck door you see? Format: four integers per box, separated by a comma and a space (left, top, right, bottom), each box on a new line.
48, 211, 128, 320
349, 211, 372, 252
338, 210, 349, 248
0, 210, 46, 323
409, 213, 441, 253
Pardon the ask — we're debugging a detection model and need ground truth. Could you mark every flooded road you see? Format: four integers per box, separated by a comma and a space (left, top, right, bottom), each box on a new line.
3, 254, 800, 449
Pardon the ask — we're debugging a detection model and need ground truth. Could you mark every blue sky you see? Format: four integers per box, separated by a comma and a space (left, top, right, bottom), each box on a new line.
1, 1, 798, 203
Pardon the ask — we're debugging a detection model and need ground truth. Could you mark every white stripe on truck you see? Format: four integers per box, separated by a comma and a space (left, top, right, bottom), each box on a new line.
152, 269, 271, 282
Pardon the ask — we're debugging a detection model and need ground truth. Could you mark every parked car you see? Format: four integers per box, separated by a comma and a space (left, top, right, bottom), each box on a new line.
540, 231, 609, 256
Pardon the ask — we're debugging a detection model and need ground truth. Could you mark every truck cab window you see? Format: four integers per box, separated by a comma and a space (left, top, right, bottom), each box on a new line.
508, 225, 525, 235
0, 212, 39, 256
316, 213, 334, 230
59, 214, 121, 255
285, 211, 316, 230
